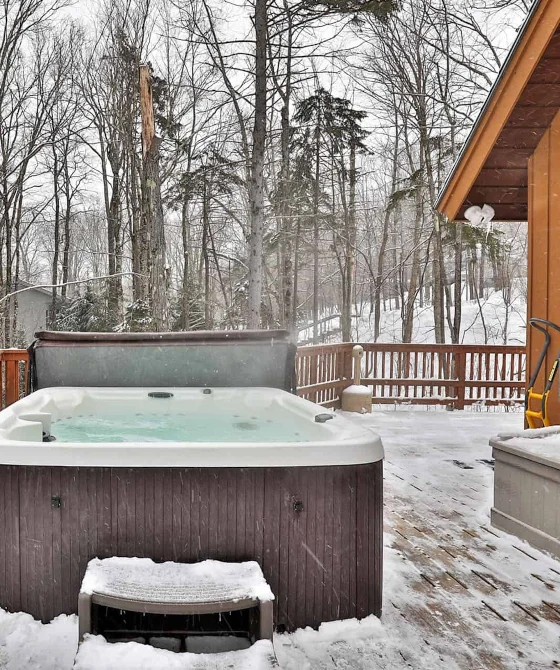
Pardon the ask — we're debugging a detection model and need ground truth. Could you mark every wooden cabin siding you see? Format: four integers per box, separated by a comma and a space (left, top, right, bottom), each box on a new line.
0, 462, 383, 631
526, 111, 560, 424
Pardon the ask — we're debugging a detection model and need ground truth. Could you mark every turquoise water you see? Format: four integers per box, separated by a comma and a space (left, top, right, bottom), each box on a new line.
50, 411, 322, 443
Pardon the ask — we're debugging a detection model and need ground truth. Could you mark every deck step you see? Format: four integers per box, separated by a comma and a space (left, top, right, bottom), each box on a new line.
80, 557, 274, 607
78, 557, 276, 658
73, 635, 279, 669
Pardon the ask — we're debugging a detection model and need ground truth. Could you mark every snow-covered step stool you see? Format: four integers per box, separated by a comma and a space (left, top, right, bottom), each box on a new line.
73, 635, 279, 669
78, 557, 275, 643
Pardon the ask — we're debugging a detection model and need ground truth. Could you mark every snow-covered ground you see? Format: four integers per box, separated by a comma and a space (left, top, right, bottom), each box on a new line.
299, 286, 527, 345
2, 407, 559, 669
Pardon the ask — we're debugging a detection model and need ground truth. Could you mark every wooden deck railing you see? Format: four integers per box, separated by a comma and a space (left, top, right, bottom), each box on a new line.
296, 343, 526, 408
0, 349, 29, 409
0, 343, 525, 411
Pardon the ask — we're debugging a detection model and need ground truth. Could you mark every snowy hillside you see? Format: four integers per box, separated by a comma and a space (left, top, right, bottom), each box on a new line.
299, 286, 527, 346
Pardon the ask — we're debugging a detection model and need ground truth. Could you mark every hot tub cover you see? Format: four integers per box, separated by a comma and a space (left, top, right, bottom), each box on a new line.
28, 330, 296, 392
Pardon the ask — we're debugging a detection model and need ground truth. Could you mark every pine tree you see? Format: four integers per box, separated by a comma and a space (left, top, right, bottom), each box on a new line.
292, 88, 369, 341
55, 286, 107, 332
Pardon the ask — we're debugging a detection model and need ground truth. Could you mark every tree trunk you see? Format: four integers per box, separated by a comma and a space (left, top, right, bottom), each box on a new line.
131, 148, 145, 303
312, 111, 321, 344
247, 0, 267, 329
479, 247, 485, 298
202, 181, 211, 329
450, 222, 462, 344
140, 65, 168, 331
402, 187, 423, 343
141, 137, 168, 331
107, 169, 121, 325
341, 143, 356, 343
279, 99, 294, 336
61, 155, 72, 298
180, 198, 190, 330
375, 126, 399, 341
51, 150, 60, 320
292, 215, 302, 333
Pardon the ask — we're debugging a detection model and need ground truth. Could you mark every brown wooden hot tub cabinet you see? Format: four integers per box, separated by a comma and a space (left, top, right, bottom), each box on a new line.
0, 461, 382, 630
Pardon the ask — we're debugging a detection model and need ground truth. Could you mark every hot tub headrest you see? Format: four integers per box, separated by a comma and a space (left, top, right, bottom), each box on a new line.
29, 330, 296, 392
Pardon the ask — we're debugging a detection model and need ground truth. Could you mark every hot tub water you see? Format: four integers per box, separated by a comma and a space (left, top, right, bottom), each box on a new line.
51, 410, 319, 443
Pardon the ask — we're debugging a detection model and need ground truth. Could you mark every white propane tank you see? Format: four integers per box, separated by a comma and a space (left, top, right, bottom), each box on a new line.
341, 345, 372, 413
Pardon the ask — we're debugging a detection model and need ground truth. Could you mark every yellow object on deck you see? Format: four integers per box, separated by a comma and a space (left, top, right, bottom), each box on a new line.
525, 319, 560, 428
526, 388, 551, 428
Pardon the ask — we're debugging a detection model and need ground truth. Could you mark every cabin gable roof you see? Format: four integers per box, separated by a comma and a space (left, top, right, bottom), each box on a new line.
436, 0, 560, 222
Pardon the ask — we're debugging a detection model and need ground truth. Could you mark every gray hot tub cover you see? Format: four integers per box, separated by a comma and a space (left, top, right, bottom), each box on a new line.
28, 330, 296, 392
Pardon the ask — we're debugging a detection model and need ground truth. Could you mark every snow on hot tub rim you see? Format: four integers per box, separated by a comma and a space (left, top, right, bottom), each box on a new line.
490, 426, 560, 469
0, 386, 384, 468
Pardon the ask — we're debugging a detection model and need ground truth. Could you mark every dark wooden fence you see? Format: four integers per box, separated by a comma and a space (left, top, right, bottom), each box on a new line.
0, 343, 525, 411
296, 343, 526, 409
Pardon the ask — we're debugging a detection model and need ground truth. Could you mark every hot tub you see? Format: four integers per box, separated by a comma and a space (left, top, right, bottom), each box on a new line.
0, 385, 384, 630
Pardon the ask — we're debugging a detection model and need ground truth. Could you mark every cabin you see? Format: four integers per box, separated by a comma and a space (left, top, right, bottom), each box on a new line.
437, 0, 560, 425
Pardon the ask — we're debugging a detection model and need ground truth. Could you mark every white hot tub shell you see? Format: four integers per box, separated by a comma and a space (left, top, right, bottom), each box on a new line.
0, 386, 383, 467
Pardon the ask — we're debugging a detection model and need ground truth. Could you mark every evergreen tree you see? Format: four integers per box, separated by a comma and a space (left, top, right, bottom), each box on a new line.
292, 88, 369, 341
114, 299, 156, 333
54, 286, 108, 332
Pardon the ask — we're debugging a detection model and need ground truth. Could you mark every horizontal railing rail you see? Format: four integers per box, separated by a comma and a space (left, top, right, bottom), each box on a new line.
0, 349, 29, 409
296, 342, 526, 408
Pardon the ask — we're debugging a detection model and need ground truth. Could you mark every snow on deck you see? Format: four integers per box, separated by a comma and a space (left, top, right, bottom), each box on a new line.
73, 636, 278, 670
80, 558, 274, 604
0, 407, 559, 669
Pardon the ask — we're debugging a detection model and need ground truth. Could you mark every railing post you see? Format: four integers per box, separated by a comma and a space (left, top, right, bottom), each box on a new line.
455, 348, 466, 410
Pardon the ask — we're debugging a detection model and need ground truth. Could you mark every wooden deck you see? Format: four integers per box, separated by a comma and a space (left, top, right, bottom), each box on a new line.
383, 461, 560, 669
276, 409, 560, 669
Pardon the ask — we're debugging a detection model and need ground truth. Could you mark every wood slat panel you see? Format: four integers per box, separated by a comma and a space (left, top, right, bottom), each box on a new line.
480, 148, 533, 169
542, 30, 560, 59
494, 128, 547, 149
504, 105, 560, 128
517, 83, 560, 107
527, 57, 560, 83
466, 186, 528, 204
1, 464, 382, 631
0, 467, 20, 612
0, 350, 28, 409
